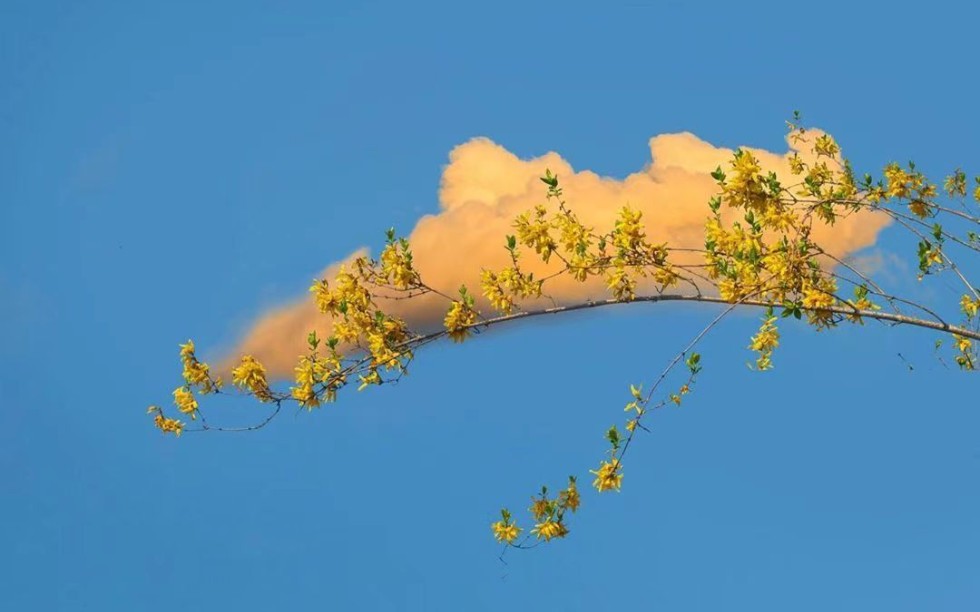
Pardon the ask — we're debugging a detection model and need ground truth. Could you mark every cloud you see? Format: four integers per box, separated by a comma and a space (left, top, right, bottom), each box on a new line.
222, 130, 891, 378
846, 249, 909, 285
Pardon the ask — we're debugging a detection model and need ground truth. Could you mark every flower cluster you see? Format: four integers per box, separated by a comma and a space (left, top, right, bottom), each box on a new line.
590, 459, 623, 493
179, 340, 221, 394
480, 267, 542, 314
513, 204, 558, 263
379, 229, 419, 290
147, 406, 183, 436
148, 340, 222, 435
954, 335, 976, 371
443, 286, 478, 342
749, 312, 780, 371
172, 386, 199, 420
490, 508, 522, 544
231, 355, 273, 402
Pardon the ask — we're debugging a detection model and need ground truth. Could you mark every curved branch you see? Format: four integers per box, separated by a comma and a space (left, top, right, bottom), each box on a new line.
449, 294, 980, 342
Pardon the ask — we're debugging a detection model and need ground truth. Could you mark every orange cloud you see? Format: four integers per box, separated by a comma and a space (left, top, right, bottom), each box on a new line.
222, 130, 891, 378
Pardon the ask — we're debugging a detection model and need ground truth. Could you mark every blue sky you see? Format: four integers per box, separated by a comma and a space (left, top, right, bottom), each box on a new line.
2, 1, 979, 610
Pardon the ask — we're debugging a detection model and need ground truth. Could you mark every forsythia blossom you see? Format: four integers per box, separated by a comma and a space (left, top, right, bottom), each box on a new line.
558, 480, 580, 512
590, 459, 623, 492
179, 340, 220, 394
491, 521, 521, 544
148, 406, 183, 436
531, 519, 568, 541
172, 386, 199, 420
292, 355, 325, 408
444, 300, 477, 342
749, 315, 780, 371
232, 355, 273, 401
961, 295, 979, 319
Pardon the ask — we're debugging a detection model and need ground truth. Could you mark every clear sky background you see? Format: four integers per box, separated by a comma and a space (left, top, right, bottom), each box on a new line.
2, 1, 979, 610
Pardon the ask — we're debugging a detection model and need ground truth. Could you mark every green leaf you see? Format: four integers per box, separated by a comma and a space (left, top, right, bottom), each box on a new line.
606, 425, 620, 448
540, 168, 559, 188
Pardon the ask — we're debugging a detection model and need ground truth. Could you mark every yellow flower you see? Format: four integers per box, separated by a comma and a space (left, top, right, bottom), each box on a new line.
813, 134, 839, 158
309, 279, 338, 314
172, 387, 198, 419
731, 149, 761, 182
179, 340, 195, 360
177, 339, 220, 394
908, 199, 930, 218
531, 519, 568, 541
514, 205, 557, 262
590, 459, 623, 492
955, 335, 972, 354
800, 278, 838, 328
529, 498, 551, 521
481, 270, 515, 314
491, 521, 521, 544
749, 320, 779, 352
380, 241, 416, 289
184, 361, 211, 388
612, 206, 647, 254
749, 315, 780, 371
725, 150, 769, 209
152, 411, 184, 436
944, 170, 967, 197
961, 295, 979, 319
367, 331, 403, 370
443, 301, 477, 343
559, 480, 580, 513
653, 264, 680, 289
606, 265, 636, 301
356, 369, 381, 391
232, 355, 273, 401
291, 355, 324, 408
788, 153, 805, 175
